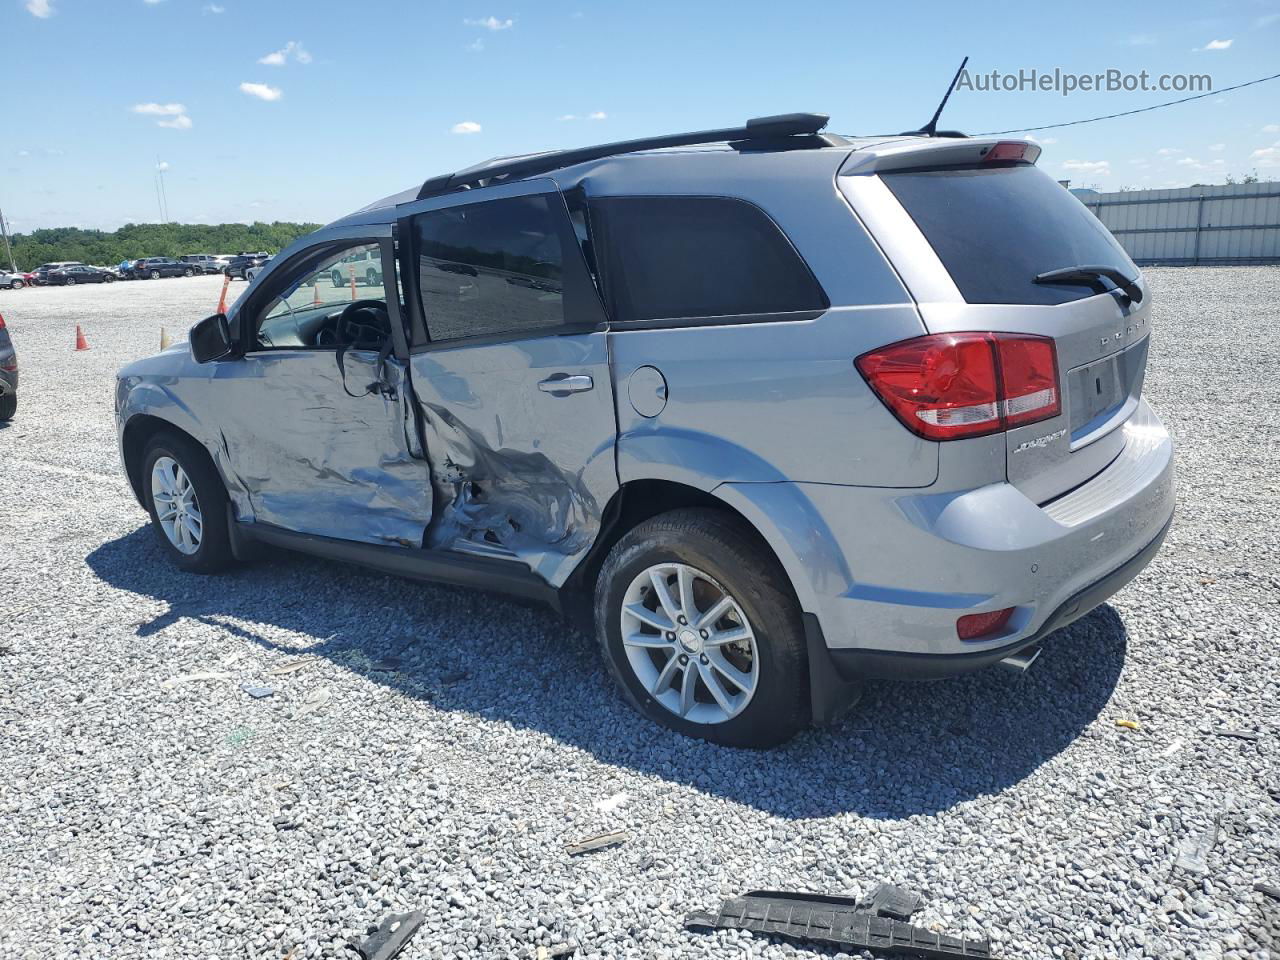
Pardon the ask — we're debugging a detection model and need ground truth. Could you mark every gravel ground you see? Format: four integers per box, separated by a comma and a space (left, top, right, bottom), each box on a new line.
0, 269, 1277, 960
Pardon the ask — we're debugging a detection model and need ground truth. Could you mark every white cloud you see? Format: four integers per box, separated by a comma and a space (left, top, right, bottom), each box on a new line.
1175, 157, 1198, 166
1156, 147, 1184, 156
203, 3, 224, 11
132, 102, 186, 116
1062, 159, 1111, 175
1024, 135, 1058, 145
467, 38, 484, 51
156, 161, 170, 171
451, 121, 482, 134
26, 0, 54, 17
259, 41, 311, 66
559, 114, 578, 121
239, 82, 283, 101
1126, 34, 1157, 46
1193, 38, 1233, 51
588, 111, 607, 121
1263, 124, 1280, 134
132, 102, 192, 129
464, 15, 513, 30
143, 0, 165, 5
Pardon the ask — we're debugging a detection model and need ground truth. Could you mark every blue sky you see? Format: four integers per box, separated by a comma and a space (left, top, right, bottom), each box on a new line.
5, 0, 1279, 232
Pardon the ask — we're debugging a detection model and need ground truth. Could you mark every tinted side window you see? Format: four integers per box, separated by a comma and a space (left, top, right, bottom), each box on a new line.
414, 194, 567, 342
590, 196, 827, 323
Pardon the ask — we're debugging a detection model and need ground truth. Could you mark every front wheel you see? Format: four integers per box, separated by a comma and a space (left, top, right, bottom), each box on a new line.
10, 280, 22, 290
142, 431, 235, 573
65, 277, 76, 286
149, 270, 160, 279
594, 509, 809, 748
103, 274, 115, 283
0, 392, 15, 421
183, 268, 194, 277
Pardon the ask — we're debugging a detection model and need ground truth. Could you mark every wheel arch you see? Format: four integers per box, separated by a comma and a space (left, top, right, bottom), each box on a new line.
121, 413, 226, 510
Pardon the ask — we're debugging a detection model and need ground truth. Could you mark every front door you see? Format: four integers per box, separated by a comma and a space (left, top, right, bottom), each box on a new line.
403, 183, 618, 586
211, 236, 434, 547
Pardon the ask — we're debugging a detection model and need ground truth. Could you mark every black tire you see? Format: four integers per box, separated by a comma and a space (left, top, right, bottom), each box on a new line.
0, 392, 15, 421
11, 280, 23, 290
65, 277, 76, 286
594, 508, 808, 748
332, 271, 344, 288
366, 269, 379, 287
141, 431, 235, 573
183, 268, 195, 277
103, 275, 115, 283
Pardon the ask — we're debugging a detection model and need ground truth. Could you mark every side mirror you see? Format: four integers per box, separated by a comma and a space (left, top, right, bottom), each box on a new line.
190, 313, 234, 363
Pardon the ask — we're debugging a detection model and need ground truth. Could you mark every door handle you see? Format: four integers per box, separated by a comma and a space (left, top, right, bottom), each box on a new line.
537, 374, 594, 395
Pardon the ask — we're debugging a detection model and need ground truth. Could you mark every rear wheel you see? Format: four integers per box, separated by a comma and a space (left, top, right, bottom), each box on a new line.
10, 280, 22, 290
183, 268, 194, 277
103, 274, 115, 283
142, 431, 234, 573
0, 392, 15, 421
65, 277, 76, 286
149, 269, 160, 279
594, 508, 808, 748
366, 269, 379, 287
332, 270, 344, 288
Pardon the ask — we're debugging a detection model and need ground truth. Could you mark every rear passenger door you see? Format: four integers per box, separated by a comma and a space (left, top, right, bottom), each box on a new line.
403, 182, 617, 586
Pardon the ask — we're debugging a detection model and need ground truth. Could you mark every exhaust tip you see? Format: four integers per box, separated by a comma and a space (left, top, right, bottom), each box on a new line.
997, 645, 1042, 674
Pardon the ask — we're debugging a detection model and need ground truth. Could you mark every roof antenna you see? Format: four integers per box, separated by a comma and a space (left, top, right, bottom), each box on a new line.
903, 56, 969, 137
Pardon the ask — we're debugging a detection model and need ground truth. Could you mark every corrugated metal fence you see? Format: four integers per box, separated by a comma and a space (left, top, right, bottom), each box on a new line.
1080, 181, 1280, 265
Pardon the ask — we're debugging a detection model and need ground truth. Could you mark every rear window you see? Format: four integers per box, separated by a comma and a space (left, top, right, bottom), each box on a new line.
882, 164, 1136, 306
590, 196, 827, 323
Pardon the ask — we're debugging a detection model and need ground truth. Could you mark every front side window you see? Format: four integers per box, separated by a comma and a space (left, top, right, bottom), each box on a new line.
414, 194, 568, 342
252, 241, 395, 350
589, 195, 828, 323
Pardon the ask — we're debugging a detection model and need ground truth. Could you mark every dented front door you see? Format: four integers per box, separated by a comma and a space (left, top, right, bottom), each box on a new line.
404, 184, 617, 586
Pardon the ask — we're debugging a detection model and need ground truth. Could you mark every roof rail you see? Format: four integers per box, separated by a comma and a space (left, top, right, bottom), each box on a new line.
416, 112, 832, 200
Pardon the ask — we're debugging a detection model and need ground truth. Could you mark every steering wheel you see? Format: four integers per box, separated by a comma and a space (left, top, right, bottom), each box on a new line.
337, 299, 391, 347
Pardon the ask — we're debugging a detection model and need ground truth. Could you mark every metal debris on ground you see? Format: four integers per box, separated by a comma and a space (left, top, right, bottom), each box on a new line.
1255, 882, 1280, 901
240, 683, 275, 699
866, 883, 924, 922
348, 910, 425, 960
565, 830, 631, 856
267, 656, 317, 677
1115, 718, 1141, 731
295, 687, 331, 718
1175, 792, 1236, 875
1213, 728, 1261, 742
160, 671, 231, 689
685, 890, 996, 959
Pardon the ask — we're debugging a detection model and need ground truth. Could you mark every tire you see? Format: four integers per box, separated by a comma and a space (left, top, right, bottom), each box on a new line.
0, 392, 15, 421
594, 508, 808, 748
332, 271, 343, 288
149, 269, 160, 279
65, 277, 76, 286
183, 268, 194, 277
141, 431, 235, 573
11, 280, 22, 290
103, 275, 115, 283
366, 269, 379, 287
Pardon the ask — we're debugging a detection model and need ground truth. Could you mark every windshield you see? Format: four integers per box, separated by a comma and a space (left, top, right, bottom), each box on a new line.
882, 163, 1137, 305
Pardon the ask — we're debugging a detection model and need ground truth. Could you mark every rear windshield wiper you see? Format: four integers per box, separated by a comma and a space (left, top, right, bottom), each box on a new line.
1034, 265, 1143, 303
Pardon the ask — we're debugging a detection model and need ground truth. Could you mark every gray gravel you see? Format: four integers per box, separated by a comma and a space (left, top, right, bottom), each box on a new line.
1, 269, 1278, 959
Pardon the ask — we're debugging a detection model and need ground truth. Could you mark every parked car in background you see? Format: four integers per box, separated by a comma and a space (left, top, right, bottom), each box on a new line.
114, 114, 1175, 747
329, 247, 382, 288
244, 257, 273, 282
224, 253, 270, 280
0, 312, 17, 421
133, 258, 197, 279
180, 254, 224, 275
46, 265, 118, 286
32, 261, 86, 285
0, 270, 26, 290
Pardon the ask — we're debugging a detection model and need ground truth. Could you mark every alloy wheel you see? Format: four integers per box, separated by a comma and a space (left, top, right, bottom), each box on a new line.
151, 456, 203, 555
619, 562, 759, 725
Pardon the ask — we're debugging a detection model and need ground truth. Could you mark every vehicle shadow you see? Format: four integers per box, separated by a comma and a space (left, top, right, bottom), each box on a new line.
87, 526, 1128, 820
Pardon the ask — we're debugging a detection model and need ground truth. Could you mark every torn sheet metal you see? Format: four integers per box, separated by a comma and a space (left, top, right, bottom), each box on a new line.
210, 351, 432, 546
409, 335, 617, 586
349, 911, 425, 960
686, 890, 997, 959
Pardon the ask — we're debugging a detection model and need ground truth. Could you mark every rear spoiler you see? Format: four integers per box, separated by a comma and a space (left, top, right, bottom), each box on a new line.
839, 138, 1041, 176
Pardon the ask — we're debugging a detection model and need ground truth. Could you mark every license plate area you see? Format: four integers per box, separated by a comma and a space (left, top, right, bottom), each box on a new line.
1067, 336, 1149, 444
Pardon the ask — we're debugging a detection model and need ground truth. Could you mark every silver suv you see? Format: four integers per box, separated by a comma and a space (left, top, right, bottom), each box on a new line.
114, 114, 1174, 747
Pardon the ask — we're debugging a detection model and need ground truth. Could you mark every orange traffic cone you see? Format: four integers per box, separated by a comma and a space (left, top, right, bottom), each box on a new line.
216, 273, 231, 315
312, 281, 323, 308
74, 324, 89, 351
349, 265, 357, 301
160, 326, 172, 350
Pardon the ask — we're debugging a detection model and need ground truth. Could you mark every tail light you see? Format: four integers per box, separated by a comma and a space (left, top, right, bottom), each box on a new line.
856, 332, 1060, 441
983, 141, 1033, 163
0, 313, 6, 329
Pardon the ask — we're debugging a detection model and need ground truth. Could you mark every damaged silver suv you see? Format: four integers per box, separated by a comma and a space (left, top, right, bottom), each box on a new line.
115, 114, 1174, 747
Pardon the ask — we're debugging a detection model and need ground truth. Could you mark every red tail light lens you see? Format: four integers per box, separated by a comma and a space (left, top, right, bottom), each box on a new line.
0, 313, 6, 330
856, 332, 1061, 441
957, 607, 1015, 640
984, 141, 1031, 163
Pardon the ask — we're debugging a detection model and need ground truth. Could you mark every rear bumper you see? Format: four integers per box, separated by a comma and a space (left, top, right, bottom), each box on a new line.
719, 398, 1174, 681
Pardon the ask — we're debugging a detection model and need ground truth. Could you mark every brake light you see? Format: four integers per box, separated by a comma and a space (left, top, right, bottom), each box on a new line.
957, 607, 1014, 640
856, 332, 1060, 441
984, 141, 1031, 163
0, 313, 5, 330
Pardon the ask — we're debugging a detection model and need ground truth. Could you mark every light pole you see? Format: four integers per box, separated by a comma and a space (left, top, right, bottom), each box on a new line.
0, 205, 16, 273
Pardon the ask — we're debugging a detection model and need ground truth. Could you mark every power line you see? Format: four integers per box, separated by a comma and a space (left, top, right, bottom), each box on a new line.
974, 70, 1280, 136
